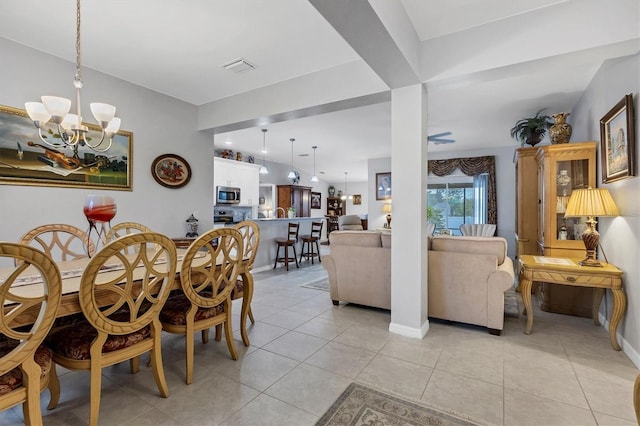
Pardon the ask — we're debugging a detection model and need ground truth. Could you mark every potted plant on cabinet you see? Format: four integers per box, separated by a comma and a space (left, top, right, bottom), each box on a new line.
510, 109, 554, 146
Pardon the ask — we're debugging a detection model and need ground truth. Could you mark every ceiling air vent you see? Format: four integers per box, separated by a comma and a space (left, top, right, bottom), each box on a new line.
222, 58, 256, 74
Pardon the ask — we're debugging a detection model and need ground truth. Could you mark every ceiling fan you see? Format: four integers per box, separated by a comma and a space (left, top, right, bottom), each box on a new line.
427, 131, 455, 145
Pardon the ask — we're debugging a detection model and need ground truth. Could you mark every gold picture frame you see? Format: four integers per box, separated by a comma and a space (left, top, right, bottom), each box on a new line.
600, 93, 635, 183
0, 104, 133, 190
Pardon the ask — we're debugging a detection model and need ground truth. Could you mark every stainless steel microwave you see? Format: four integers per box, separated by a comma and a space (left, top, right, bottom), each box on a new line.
216, 186, 241, 204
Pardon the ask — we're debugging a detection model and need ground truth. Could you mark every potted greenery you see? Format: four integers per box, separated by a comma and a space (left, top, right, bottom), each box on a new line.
510, 109, 554, 146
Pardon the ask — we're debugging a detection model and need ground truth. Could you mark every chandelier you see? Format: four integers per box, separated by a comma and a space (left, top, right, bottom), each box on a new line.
341, 171, 353, 200
310, 146, 318, 183
25, 0, 120, 157
287, 138, 296, 180
259, 129, 269, 175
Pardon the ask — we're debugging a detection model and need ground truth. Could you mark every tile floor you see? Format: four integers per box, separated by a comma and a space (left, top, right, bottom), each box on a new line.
2, 251, 638, 425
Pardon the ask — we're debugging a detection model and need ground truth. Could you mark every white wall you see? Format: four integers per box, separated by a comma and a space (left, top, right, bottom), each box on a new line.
571, 53, 639, 367
0, 39, 213, 242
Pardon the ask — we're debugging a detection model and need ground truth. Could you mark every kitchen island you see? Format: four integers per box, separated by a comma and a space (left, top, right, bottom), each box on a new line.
253, 217, 326, 271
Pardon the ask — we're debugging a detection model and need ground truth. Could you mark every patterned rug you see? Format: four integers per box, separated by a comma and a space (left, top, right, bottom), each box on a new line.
316, 383, 481, 425
299, 280, 520, 319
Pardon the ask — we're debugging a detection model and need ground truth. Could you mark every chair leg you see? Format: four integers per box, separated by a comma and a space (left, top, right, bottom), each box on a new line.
293, 244, 299, 268
284, 245, 289, 271
130, 356, 140, 374
224, 299, 238, 360
47, 364, 61, 410
22, 358, 42, 426
215, 324, 223, 341
202, 328, 210, 343
185, 320, 195, 385
150, 323, 169, 398
316, 241, 321, 262
89, 361, 103, 426
248, 306, 255, 323
299, 241, 305, 263
273, 245, 281, 269
310, 240, 315, 264
240, 272, 253, 346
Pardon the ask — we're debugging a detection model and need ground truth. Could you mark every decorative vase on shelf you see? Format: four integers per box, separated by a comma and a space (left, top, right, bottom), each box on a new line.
287, 208, 295, 219
557, 169, 571, 186
550, 112, 572, 144
328, 186, 335, 196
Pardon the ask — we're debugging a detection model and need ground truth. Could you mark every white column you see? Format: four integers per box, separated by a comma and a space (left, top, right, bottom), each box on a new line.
389, 84, 429, 338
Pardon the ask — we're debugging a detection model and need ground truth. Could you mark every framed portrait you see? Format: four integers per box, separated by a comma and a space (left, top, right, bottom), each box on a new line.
0, 104, 132, 190
151, 154, 192, 189
311, 191, 321, 209
352, 194, 362, 205
600, 93, 635, 183
376, 172, 392, 200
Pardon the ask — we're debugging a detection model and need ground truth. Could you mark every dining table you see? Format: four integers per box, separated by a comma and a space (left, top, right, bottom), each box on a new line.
2, 247, 253, 339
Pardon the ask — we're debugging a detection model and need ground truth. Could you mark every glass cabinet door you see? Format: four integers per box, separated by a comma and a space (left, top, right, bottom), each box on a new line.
554, 159, 590, 241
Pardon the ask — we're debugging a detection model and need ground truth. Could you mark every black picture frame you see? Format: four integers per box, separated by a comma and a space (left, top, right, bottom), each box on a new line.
600, 93, 635, 183
151, 154, 192, 189
376, 172, 391, 200
311, 191, 321, 209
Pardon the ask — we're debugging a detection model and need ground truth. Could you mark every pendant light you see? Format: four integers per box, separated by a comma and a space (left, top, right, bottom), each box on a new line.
259, 128, 269, 175
341, 171, 352, 200
287, 138, 296, 180
310, 145, 319, 183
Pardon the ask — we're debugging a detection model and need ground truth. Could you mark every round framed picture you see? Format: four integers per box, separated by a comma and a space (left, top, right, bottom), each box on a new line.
151, 154, 192, 189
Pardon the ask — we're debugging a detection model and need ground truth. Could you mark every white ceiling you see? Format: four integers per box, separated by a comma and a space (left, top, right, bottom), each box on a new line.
0, 0, 638, 183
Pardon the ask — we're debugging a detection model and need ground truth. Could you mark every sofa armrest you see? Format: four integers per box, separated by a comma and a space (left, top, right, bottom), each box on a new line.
321, 255, 339, 302
487, 256, 515, 330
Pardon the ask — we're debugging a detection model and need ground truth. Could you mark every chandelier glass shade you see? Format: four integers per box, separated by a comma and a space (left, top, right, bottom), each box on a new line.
24, 0, 120, 155
259, 129, 269, 175
287, 138, 296, 180
340, 171, 352, 200
310, 145, 318, 183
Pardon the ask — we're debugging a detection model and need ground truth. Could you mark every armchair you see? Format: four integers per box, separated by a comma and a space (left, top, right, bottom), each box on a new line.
338, 215, 363, 231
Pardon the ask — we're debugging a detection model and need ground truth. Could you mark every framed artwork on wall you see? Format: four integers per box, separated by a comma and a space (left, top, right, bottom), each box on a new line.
151, 154, 191, 188
0, 104, 133, 190
311, 191, 321, 209
376, 172, 392, 200
353, 194, 362, 205
600, 93, 635, 183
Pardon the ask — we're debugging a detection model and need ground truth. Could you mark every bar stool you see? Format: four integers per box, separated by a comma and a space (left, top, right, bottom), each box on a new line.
273, 222, 299, 270
299, 221, 323, 264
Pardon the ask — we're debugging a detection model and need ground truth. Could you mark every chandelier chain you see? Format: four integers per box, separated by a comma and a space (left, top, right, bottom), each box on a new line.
75, 0, 82, 80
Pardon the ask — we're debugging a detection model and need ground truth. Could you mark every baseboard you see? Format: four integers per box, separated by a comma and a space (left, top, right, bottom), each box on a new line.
598, 311, 640, 369
388, 319, 429, 339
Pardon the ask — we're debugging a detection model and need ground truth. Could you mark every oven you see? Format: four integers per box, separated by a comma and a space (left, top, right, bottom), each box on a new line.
216, 186, 241, 204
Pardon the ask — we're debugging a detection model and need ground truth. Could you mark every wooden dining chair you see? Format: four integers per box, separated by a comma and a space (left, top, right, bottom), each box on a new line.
160, 228, 243, 384
0, 242, 62, 426
634, 373, 639, 424
46, 232, 177, 426
231, 220, 260, 346
18, 224, 94, 263
105, 222, 153, 254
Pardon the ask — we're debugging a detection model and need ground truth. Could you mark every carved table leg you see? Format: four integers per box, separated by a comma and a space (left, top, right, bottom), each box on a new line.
592, 288, 604, 326
609, 288, 626, 351
520, 274, 534, 335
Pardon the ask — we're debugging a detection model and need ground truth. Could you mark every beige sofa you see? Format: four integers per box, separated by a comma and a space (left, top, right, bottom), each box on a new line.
322, 231, 391, 309
428, 235, 514, 334
321, 232, 515, 334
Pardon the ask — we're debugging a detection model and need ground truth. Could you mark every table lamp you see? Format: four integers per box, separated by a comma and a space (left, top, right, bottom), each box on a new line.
564, 187, 619, 267
382, 203, 392, 228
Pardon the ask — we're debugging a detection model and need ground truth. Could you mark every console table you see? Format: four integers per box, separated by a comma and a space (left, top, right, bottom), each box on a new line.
518, 255, 625, 350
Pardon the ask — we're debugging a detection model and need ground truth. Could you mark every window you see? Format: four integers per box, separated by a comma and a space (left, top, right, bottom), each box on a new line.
427, 176, 478, 235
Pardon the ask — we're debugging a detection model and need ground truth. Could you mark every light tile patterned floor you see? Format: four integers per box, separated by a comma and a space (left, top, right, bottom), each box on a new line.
2, 251, 638, 425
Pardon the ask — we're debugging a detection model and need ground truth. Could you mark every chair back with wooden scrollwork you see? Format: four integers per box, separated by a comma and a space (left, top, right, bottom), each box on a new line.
0, 242, 62, 424
106, 222, 153, 254
18, 223, 94, 264
234, 220, 260, 271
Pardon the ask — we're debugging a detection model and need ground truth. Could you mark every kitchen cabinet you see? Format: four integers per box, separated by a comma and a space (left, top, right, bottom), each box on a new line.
277, 185, 312, 217
214, 157, 260, 206
537, 141, 596, 317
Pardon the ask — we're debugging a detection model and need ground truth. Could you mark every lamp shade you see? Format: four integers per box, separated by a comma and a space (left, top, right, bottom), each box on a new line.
564, 188, 620, 218
382, 204, 392, 213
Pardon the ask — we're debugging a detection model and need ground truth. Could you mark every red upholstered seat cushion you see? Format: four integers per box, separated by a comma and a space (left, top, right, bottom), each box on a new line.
160, 293, 224, 326
0, 344, 53, 394
231, 279, 244, 299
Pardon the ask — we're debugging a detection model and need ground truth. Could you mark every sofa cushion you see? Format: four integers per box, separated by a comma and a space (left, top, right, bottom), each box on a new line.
329, 231, 381, 247
431, 235, 507, 265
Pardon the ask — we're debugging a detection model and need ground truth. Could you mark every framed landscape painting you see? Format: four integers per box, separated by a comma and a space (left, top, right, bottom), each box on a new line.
0, 104, 133, 190
600, 94, 635, 183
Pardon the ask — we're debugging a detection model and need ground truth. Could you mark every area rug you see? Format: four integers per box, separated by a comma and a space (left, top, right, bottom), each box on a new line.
300, 278, 329, 291
316, 383, 481, 425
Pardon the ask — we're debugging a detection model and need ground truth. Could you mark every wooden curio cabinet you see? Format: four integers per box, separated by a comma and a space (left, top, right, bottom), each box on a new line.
277, 185, 312, 217
535, 141, 597, 316
326, 197, 345, 217
514, 146, 539, 277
